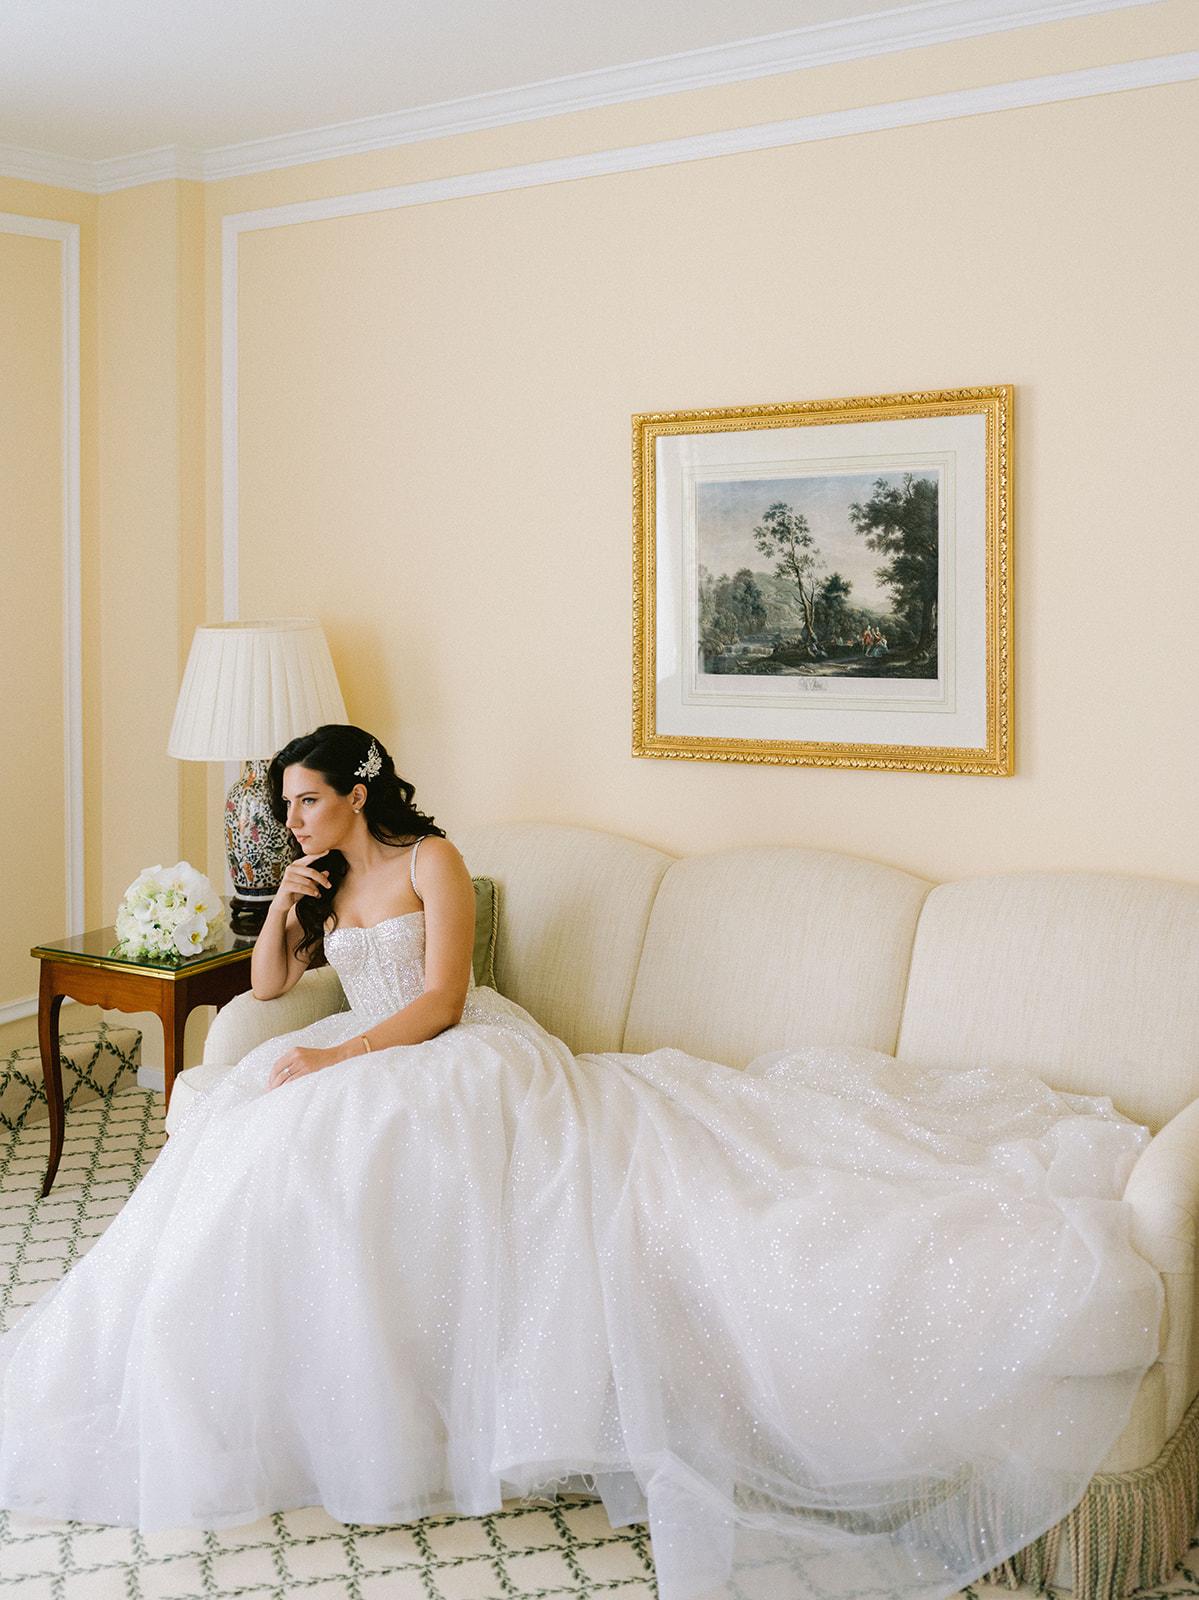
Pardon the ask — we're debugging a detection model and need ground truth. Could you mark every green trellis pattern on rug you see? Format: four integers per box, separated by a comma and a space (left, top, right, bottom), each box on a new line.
0, 1021, 141, 1134
0, 1084, 1197, 1600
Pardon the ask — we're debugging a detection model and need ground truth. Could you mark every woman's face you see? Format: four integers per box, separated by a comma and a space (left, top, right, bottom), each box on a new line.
281, 764, 359, 856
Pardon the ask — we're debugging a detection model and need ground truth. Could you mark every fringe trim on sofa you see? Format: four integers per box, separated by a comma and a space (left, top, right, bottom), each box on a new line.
983, 1389, 1199, 1599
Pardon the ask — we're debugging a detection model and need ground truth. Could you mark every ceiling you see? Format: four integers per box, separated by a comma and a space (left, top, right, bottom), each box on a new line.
0, 0, 1147, 168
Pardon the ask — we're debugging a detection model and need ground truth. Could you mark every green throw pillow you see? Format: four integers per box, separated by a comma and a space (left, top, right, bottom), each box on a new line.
471, 877, 499, 990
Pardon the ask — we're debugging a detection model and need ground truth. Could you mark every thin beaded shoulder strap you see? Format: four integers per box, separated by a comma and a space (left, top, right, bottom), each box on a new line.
409, 836, 423, 902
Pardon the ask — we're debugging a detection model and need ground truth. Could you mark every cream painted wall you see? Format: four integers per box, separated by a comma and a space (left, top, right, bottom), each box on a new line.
0, 181, 96, 1026
2, 4, 1196, 1022
0, 178, 211, 1067
97, 180, 207, 915
222, 22, 1198, 885
0, 179, 211, 948
0, 230, 65, 1006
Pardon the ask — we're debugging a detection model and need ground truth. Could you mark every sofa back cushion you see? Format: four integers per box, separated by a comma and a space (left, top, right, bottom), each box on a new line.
897, 873, 1199, 1132
622, 847, 931, 1066
454, 822, 674, 1054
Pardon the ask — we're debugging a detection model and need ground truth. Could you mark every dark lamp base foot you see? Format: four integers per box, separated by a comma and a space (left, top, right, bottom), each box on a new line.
229, 897, 272, 934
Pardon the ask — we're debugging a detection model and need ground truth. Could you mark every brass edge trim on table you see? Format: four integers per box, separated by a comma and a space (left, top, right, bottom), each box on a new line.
30, 945, 255, 980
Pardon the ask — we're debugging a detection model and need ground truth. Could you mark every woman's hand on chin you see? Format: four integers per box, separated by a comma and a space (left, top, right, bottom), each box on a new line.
275, 854, 332, 912
269, 1043, 354, 1088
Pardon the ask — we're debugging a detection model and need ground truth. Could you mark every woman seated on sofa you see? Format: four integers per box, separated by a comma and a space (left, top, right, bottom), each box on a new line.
0, 724, 1161, 1600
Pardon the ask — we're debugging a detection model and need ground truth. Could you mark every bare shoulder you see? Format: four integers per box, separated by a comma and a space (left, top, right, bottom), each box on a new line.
413, 835, 471, 888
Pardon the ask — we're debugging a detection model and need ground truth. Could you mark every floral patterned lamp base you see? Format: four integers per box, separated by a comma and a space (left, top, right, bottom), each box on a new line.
225, 760, 295, 931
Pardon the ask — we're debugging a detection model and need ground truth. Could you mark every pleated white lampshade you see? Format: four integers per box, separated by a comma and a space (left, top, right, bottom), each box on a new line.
168, 619, 348, 762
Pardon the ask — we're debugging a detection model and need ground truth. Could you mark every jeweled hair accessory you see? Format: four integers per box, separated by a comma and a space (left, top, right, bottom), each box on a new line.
355, 741, 382, 781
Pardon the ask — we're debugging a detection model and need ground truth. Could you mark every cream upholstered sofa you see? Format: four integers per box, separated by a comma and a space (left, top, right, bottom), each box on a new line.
184, 822, 1199, 1600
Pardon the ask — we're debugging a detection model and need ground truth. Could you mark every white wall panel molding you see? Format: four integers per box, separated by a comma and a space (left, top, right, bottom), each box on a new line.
0, 212, 83, 1016
0, 0, 1179, 192
219, 47, 1196, 620
220, 212, 241, 624
226, 50, 1199, 234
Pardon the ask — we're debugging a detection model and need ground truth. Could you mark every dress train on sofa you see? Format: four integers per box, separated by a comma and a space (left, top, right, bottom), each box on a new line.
0, 912, 1161, 1600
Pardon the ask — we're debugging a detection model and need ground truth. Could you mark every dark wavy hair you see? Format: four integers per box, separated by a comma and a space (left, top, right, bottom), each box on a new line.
267, 725, 445, 960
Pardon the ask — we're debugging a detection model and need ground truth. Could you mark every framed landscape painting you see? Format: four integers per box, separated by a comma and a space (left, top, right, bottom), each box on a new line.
632, 386, 1012, 774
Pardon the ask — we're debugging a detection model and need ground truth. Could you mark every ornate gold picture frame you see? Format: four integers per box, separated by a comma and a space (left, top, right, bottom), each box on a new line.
633, 386, 1012, 775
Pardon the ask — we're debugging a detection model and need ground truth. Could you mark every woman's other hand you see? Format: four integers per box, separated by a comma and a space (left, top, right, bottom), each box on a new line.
269, 1043, 349, 1088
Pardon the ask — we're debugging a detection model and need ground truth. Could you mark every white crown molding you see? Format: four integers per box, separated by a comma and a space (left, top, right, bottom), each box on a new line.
0, 213, 83, 956
0, 144, 97, 193
0, 140, 206, 193
94, 146, 207, 193
220, 47, 1197, 618
0, 0, 1175, 193
200, 0, 1167, 180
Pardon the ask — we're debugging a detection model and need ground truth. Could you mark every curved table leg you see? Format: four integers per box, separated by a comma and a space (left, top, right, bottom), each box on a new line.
37, 971, 66, 1198
161, 986, 188, 1114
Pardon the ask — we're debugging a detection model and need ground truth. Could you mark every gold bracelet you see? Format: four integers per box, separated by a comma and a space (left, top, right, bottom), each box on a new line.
360, 1035, 372, 1055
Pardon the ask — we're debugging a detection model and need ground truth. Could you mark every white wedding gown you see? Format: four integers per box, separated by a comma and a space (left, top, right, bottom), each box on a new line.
0, 910, 1162, 1600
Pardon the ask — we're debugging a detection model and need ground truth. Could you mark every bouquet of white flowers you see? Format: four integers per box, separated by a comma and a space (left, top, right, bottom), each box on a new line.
112, 862, 227, 962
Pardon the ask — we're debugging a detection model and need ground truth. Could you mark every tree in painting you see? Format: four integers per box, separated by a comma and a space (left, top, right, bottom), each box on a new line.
814, 572, 854, 645
698, 567, 768, 658
695, 471, 939, 680
752, 503, 825, 658
848, 475, 939, 661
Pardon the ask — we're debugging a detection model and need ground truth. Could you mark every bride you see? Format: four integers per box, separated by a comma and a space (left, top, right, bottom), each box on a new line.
0, 725, 1161, 1600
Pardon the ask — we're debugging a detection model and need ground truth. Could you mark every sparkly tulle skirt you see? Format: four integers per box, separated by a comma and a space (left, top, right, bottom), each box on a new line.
0, 952, 1161, 1600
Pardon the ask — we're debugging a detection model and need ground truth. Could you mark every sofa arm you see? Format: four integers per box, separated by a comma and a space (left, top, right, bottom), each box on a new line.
1122, 1095, 1199, 1436
203, 966, 348, 1066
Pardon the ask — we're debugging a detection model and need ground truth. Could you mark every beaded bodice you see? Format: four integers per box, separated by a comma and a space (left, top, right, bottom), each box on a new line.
324, 912, 427, 1018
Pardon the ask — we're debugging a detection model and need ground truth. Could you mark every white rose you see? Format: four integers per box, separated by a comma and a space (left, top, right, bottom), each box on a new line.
124, 865, 165, 899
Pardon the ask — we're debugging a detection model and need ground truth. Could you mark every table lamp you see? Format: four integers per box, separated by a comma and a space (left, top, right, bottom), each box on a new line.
168, 619, 348, 930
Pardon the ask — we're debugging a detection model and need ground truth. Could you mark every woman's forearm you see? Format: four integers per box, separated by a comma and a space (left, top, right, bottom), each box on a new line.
338, 988, 465, 1059
267, 984, 468, 1089
250, 901, 301, 999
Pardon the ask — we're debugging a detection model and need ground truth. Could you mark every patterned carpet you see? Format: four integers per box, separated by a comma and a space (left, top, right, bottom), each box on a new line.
0, 1084, 1197, 1600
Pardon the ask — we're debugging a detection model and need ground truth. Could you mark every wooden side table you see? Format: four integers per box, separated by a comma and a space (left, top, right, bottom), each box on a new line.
31, 920, 256, 1196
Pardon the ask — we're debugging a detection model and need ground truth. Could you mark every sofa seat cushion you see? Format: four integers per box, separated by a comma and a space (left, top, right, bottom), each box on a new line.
897, 873, 1199, 1133
622, 847, 931, 1066
163, 1059, 229, 1136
